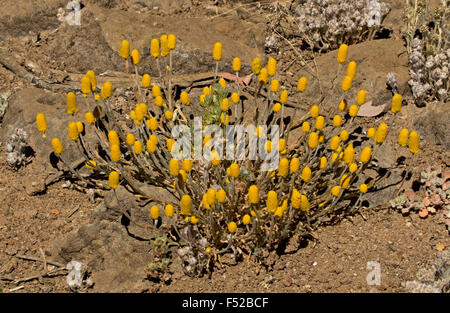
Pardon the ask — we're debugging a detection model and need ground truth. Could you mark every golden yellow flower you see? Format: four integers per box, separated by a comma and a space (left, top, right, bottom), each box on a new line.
150, 38, 160, 58
343, 144, 354, 164
248, 185, 259, 204
310, 105, 320, 118
231, 92, 240, 103
330, 135, 340, 151
86, 70, 97, 91
232, 57, 241, 72
142, 74, 151, 88
110, 144, 121, 162
319, 156, 327, 169
367, 127, 376, 138
258, 67, 268, 84
267, 58, 277, 76
228, 222, 237, 233
349, 162, 358, 173
147, 117, 158, 130
278, 138, 286, 151
360, 146, 372, 163
333, 115, 342, 127
341, 76, 352, 92
68, 122, 79, 141
165, 204, 174, 217
165, 110, 173, 120
290, 157, 300, 173
279, 90, 288, 104
270, 79, 280, 92
221, 98, 230, 112
85, 112, 95, 124
301, 166, 312, 182
160, 34, 170, 57
252, 57, 261, 74
206, 188, 216, 206
51, 138, 63, 154
180, 195, 192, 216
36, 113, 47, 133
182, 160, 192, 173
126, 133, 135, 146
130, 49, 140, 65
356, 90, 366, 105
190, 216, 199, 224
297, 76, 307, 92
349, 104, 359, 117
374, 123, 388, 144
267, 190, 278, 213
408, 130, 419, 154
278, 158, 289, 177
101, 81, 113, 99
134, 140, 143, 155
210, 150, 221, 165
346, 61, 357, 79
76, 121, 84, 134
302, 121, 310, 133
331, 186, 341, 197
168, 34, 176, 50
391, 93, 402, 113
120, 40, 130, 59
338, 99, 347, 112
180, 91, 190, 105
315, 115, 325, 130
217, 189, 226, 203
398, 128, 409, 147
81, 75, 91, 95
150, 205, 159, 219
308, 132, 319, 149
152, 85, 162, 98
340, 129, 349, 142
66, 92, 78, 115
273, 102, 282, 113
242, 214, 251, 225
337, 44, 348, 63
218, 78, 227, 88
229, 163, 240, 178
212, 42, 222, 61
360, 184, 368, 193
169, 159, 179, 176
85, 160, 96, 170
109, 171, 119, 189
340, 174, 351, 188
146, 139, 156, 153
108, 130, 119, 146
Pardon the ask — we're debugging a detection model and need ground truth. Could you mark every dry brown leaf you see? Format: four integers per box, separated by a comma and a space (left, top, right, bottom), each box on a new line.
357, 100, 386, 117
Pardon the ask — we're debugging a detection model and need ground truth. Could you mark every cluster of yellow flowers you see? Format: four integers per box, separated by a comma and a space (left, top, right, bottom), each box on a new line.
36, 38, 420, 260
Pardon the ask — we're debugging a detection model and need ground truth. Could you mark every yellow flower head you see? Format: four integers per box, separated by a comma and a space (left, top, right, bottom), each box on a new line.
218, 78, 227, 88
220, 112, 229, 125
280, 90, 288, 104
300, 194, 309, 212
182, 160, 192, 173
340, 129, 349, 142
267, 190, 278, 213
310, 105, 320, 118
180, 195, 192, 216
302, 121, 310, 133
308, 132, 319, 149
108, 130, 119, 146
109, 171, 119, 189
338, 99, 347, 112
101, 81, 113, 99
319, 156, 328, 169
359, 184, 368, 193
147, 117, 158, 130
349, 104, 359, 117
152, 85, 161, 98
221, 98, 229, 112
290, 157, 300, 173
248, 185, 259, 204
273, 102, 282, 113
85, 160, 96, 170
165, 110, 173, 120
160, 34, 170, 57
228, 222, 237, 233
315, 115, 325, 130
130, 49, 140, 65
270, 79, 280, 92
229, 163, 240, 178
166, 138, 175, 153
367, 127, 376, 138
297, 76, 307, 92
206, 188, 216, 206
210, 150, 221, 166
180, 91, 190, 105
301, 166, 312, 182
349, 162, 358, 173
391, 93, 402, 113
150, 38, 160, 58
341, 76, 352, 92
169, 159, 180, 176
155, 95, 164, 107
258, 67, 268, 85
110, 144, 121, 162
252, 57, 262, 74
267, 58, 277, 76
278, 138, 286, 151
340, 174, 351, 188
146, 139, 156, 153
333, 115, 342, 127
374, 123, 388, 144
86, 70, 97, 91
190, 216, 199, 224
278, 158, 289, 177
337, 44, 348, 63
76, 121, 84, 134
51, 138, 63, 154
398, 128, 409, 147
291, 189, 301, 209
217, 189, 226, 203
134, 140, 143, 155
150, 205, 160, 219
168, 34, 176, 50
360, 146, 372, 163
81, 75, 91, 95
66, 92, 78, 115
231, 92, 240, 104
85, 112, 95, 124
331, 186, 341, 197
330, 135, 340, 151
142, 74, 151, 88
36, 113, 47, 133
165, 204, 174, 217
126, 133, 135, 146
408, 131, 419, 154
347, 61, 357, 79
343, 144, 354, 164
357, 90, 366, 105
120, 40, 130, 59
242, 214, 251, 225
213, 42, 222, 61
68, 122, 79, 141
232, 57, 241, 72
